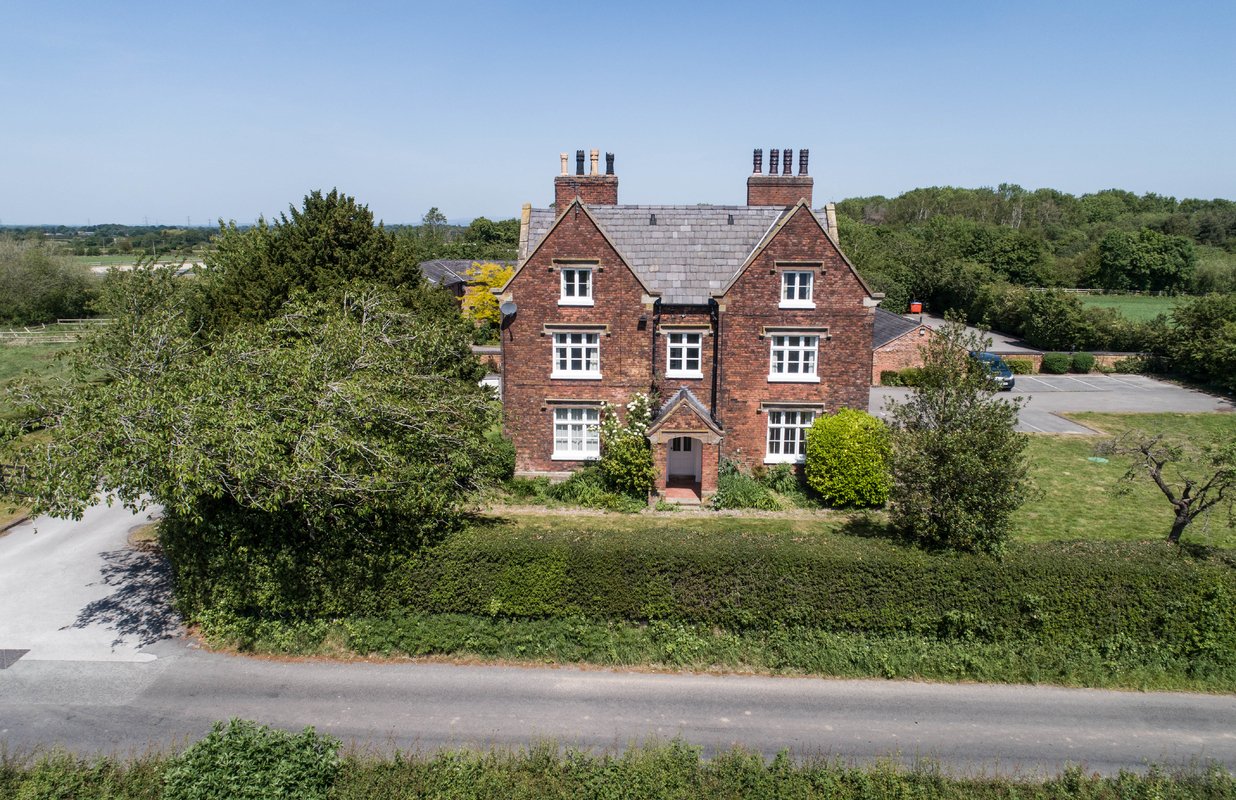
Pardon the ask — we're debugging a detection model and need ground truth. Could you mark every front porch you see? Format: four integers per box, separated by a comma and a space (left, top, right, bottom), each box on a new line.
662, 475, 703, 505
646, 388, 723, 507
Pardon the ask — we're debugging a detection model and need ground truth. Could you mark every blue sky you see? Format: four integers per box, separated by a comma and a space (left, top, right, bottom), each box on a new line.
2, 0, 1233, 225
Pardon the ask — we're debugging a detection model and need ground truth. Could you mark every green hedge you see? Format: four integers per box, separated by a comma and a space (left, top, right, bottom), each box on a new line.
1041, 352, 1071, 374
394, 527, 1236, 663
1071, 352, 1096, 373
1005, 357, 1035, 375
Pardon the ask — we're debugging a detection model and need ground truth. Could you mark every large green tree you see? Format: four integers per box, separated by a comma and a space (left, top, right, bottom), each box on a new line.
885, 320, 1033, 554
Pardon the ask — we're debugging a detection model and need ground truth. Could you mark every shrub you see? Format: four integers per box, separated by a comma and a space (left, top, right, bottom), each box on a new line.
763, 463, 799, 495
711, 461, 778, 510
547, 466, 645, 512
1005, 357, 1034, 375
888, 320, 1032, 554
1070, 352, 1096, 373
483, 427, 516, 482
1113, 355, 1147, 373
879, 370, 903, 386
898, 367, 923, 386
804, 409, 890, 508
162, 719, 340, 800
1040, 352, 1071, 374
598, 393, 657, 498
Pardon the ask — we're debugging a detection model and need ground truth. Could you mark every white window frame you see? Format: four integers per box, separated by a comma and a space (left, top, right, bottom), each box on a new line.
665, 330, 705, 379
768, 334, 820, 382
559, 267, 594, 306
765, 408, 817, 464
551, 331, 601, 380
780, 270, 815, 309
552, 406, 601, 460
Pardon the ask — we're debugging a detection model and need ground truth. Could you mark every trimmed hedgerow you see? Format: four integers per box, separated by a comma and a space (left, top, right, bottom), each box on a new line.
1041, 352, 1071, 374
1071, 352, 1096, 374
879, 370, 903, 386
388, 527, 1236, 668
1005, 357, 1035, 375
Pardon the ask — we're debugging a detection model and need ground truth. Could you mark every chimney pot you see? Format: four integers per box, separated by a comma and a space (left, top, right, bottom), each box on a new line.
782, 148, 792, 175
752, 148, 763, 175
798, 149, 809, 176
575, 150, 585, 176
559, 153, 568, 176
605, 152, 614, 175
589, 149, 599, 176
769, 148, 780, 175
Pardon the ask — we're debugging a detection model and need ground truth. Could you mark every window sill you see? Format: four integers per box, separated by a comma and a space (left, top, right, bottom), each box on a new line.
558, 298, 594, 307
764, 455, 805, 465
551, 372, 602, 381
552, 452, 600, 461
665, 371, 704, 380
767, 374, 820, 383
779, 301, 815, 310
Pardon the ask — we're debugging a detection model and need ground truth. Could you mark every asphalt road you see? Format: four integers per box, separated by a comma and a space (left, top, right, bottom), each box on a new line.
2, 501, 1234, 776
870, 373, 1234, 434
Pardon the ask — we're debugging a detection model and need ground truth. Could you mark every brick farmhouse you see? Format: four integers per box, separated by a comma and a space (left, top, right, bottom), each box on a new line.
496, 148, 883, 501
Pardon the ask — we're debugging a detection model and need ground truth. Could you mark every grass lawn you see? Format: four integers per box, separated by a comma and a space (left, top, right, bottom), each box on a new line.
1076, 292, 1181, 322
1015, 412, 1236, 548
0, 342, 78, 384
68, 254, 136, 267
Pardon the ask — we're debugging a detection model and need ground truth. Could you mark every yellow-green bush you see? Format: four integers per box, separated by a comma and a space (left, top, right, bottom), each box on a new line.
804, 409, 891, 508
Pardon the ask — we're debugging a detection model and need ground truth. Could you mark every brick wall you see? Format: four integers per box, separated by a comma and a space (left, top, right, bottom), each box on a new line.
653, 305, 716, 408
716, 206, 873, 469
871, 326, 932, 383
502, 204, 653, 476
554, 176, 618, 208
746, 176, 813, 207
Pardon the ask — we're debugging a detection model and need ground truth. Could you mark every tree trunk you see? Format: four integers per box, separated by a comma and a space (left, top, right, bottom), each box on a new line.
1168, 513, 1190, 543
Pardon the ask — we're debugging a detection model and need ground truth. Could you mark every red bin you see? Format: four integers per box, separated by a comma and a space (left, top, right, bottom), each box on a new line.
909, 301, 923, 313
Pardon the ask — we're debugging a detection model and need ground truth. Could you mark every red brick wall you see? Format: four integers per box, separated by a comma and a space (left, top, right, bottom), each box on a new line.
717, 206, 873, 469
746, 176, 813, 207
502, 205, 652, 475
654, 305, 716, 408
871, 326, 932, 383
554, 176, 618, 208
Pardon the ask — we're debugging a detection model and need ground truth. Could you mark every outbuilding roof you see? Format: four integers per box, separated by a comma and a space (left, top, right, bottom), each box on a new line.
872, 308, 924, 349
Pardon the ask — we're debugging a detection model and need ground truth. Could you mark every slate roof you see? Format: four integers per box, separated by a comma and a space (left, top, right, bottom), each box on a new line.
524, 205, 837, 305
419, 259, 514, 288
872, 308, 922, 349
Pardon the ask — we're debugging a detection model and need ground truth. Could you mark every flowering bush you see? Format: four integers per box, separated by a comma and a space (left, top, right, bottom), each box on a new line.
598, 392, 658, 498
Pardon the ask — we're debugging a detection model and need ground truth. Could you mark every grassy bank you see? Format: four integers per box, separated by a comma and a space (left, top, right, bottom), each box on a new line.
1076, 293, 1181, 322
3, 740, 1232, 799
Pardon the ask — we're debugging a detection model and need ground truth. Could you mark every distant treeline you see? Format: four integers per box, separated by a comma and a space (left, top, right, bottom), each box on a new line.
2, 207, 522, 263
836, 185, 1236, 314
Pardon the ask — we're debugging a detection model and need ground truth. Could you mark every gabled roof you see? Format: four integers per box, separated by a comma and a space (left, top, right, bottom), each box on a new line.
523, 204, 787, 304
521, 202, 876, 305
647, 387, 724, 437
872, 308, 923, 348
419, 259, 514, 287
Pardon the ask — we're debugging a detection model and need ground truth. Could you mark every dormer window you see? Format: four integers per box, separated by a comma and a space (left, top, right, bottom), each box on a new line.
780, 270, 814, 309
559, 267, 593, 306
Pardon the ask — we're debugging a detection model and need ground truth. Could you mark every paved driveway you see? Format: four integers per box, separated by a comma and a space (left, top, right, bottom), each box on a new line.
0, 501, 177, 664
870, 374, 1234, 434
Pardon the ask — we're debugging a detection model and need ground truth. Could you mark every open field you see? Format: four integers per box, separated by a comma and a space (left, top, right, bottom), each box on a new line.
1076, 293, 1181, 322
68, 254, 137, 267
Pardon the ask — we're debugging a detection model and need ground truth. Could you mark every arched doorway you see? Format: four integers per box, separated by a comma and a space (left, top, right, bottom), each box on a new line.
667, 436, 702, 482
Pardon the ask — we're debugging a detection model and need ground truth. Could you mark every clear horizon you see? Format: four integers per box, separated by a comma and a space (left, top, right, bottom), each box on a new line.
2, 0, 1233, 226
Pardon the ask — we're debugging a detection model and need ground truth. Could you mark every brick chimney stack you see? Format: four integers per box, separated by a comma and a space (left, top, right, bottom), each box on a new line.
747, 147, 813, 207
555, 148, 619, 208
